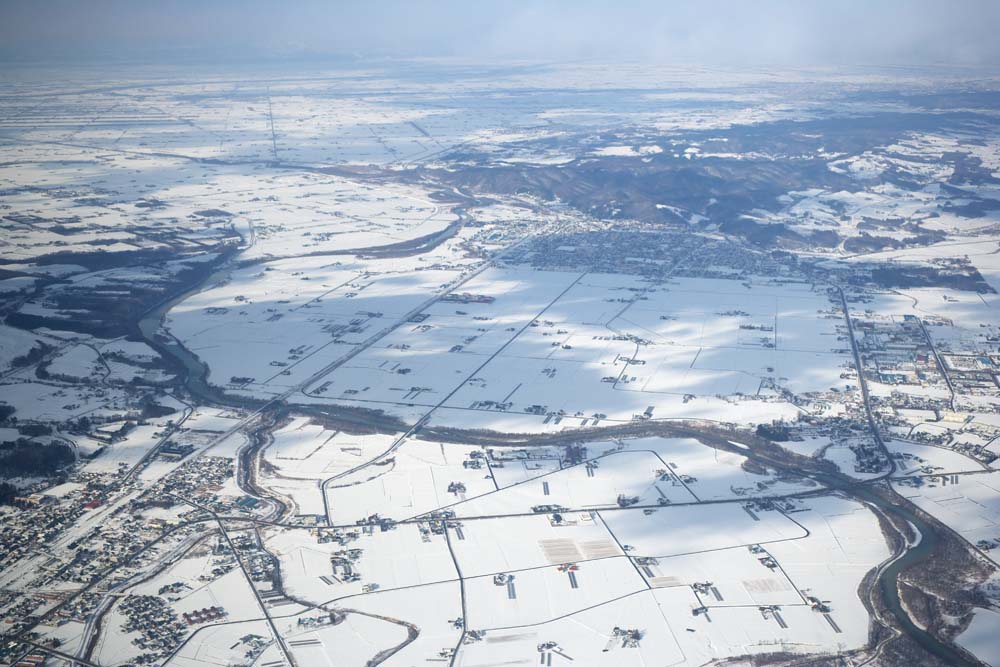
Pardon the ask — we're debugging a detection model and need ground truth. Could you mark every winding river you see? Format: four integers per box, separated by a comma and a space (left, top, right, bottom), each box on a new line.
137, 263, 234, 406
135, 256, 980, 666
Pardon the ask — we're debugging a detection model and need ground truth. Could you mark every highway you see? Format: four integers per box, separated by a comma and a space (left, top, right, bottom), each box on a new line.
837, 287, 896, 476
916, 315, 958, 411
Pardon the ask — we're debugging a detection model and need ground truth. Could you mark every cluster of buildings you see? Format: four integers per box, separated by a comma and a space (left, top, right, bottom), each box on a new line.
854, 314, 948, 389
145, 456, 238, 516
231, 532, 277, 584
0, 429, 250, 660
852, 307, 1000, 466
521, 226, 804, 284
118, 594, 188, 661
181, 606, 227, 626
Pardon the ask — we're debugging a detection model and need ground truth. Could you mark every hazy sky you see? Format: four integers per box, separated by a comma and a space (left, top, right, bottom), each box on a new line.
2, 0, 999, 67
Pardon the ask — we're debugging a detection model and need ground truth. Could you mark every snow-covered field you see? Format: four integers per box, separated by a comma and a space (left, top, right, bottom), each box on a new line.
4, 61, 1000, 667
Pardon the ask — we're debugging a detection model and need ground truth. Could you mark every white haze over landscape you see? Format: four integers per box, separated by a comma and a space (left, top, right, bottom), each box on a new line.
1, 0, 999, 66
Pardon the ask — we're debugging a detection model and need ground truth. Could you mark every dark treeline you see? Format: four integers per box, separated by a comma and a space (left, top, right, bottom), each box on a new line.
0, 440, 74, 477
